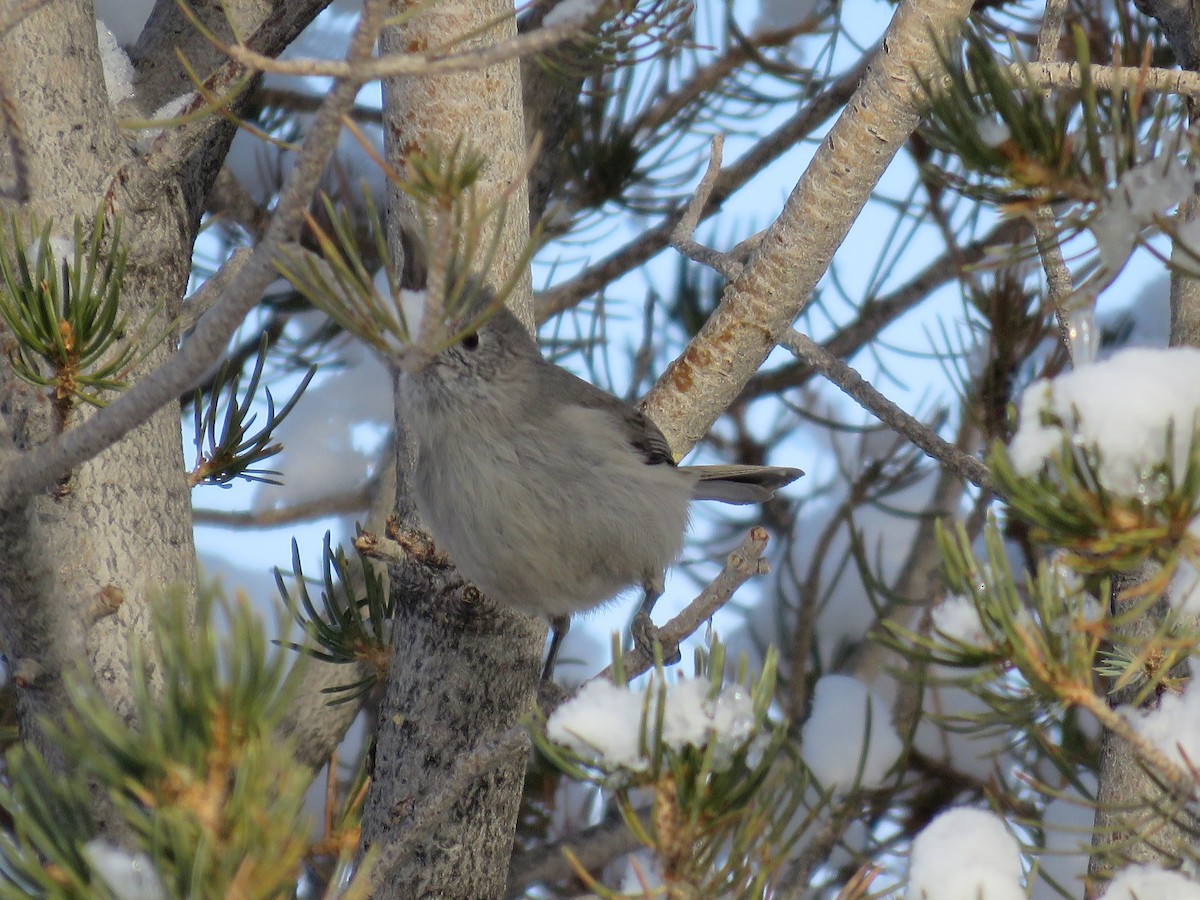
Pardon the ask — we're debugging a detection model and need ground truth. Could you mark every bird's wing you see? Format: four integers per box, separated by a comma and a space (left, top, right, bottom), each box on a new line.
538, 362, 675, 467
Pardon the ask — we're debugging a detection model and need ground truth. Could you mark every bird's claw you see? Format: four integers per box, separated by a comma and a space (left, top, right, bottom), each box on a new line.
631, 610, 681, 665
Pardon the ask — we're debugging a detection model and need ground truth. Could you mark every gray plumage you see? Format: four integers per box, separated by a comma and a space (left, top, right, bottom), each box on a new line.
399, 305, 802, 620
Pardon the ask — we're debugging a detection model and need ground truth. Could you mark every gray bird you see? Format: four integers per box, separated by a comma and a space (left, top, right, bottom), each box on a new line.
399, 302, 802, 673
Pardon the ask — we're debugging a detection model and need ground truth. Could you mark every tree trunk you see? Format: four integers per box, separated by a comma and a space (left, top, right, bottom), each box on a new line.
359, 1, 542, 895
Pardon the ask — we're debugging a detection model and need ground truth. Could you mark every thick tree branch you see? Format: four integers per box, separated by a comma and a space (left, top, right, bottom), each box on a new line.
0, 0, 50, 38
640, 0, 974, 457
1021, 60, 1200, 96
738, 216, 1031, 402
595, 527, 772, 684
131, 1, 334, 187
368, 726, 531, 892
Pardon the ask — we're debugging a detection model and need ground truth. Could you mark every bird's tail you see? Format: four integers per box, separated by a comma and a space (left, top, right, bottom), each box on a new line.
684, 465, 803, 505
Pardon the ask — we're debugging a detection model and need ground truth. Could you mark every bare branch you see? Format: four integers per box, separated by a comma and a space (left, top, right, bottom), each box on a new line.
595, 527, 772, 684
192, 488, 369, 529
778, 330, 995, 492
225, 19, 575, 80
1032, 0, 1079, 363
670, 135, 744, 280
535, 53, 872, 321
1020, 60, 1200, 96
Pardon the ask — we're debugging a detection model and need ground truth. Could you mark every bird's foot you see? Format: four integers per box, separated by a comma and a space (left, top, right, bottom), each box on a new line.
631, 610, 681, 665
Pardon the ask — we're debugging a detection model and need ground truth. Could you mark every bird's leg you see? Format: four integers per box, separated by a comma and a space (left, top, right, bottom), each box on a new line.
542, 614, 571, 682
631, 572, 681, 665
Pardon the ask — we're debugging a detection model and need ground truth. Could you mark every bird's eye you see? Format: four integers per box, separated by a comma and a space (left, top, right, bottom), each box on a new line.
461, 332, 480, 351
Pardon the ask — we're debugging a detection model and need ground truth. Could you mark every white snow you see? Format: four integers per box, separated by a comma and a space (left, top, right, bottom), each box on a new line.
1169, 525, 1200, 616
1008, 347, 1200, 496
905, 808, 1024, 900
25, 236, 76, 273
1091, 153, 1200, 275
1120, 681, 1200, 774
977, 117, 1011, 148
801, 675, 901, 790
371, 269, 426, 352
83, 840, 166, 900
1099, 864, 1200, 899
547, 678, 646, 769
910, 673, 1004, 782
660, 677, 756, 764
96, 19, 135, 105
136, 94, 197, 151
545, 674, 757, 771
544, 0, 606, 28
1066, 306, 1098, 366
930, 594, 991, 649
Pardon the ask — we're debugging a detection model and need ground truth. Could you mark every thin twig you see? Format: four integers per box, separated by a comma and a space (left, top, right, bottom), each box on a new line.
739, 216, 1031, 401
777, 798, 860, 898
628, 23, 811, 143
670, 135, 743, 280
1034, 208, 1077, 358
224, 20, 575, 80
1036, 0, 1068, 61
1068, 685, 1199, 798
535, 53, 873, 321
504, 806, 648, 897
192, 487, 370, 528
1032, 0, 1079, 362
786, 501, 854, 720
595, 527, 772, 684
1021, 60, 1200, 97
779, 330, 995, 492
